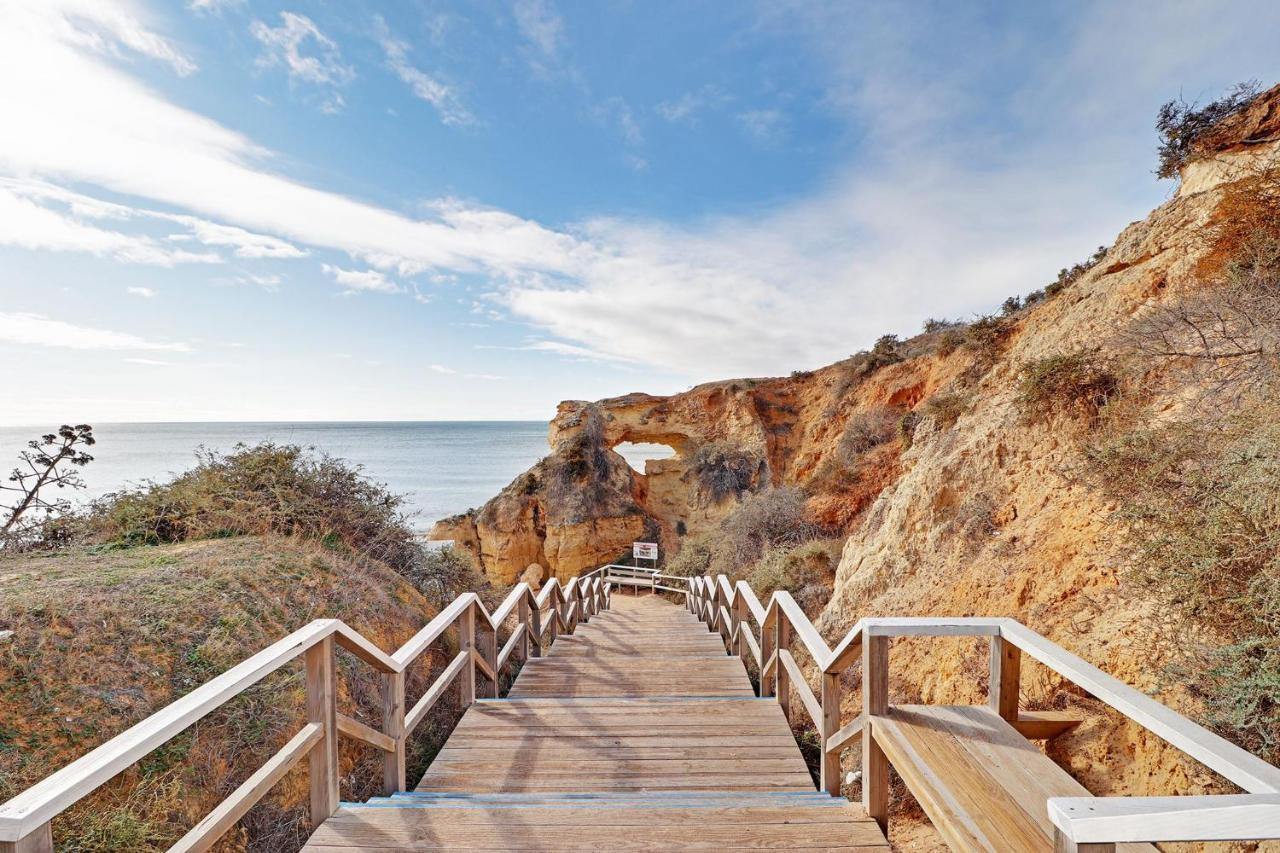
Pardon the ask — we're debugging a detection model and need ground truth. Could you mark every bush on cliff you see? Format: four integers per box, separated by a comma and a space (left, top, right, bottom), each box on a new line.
1017, 350, 1118, 422
87, 443, 413, 562
666, 488, 836, 616
1086, 397, 1280, 761
1156, 80, 1260, 179
690, 440, 763, 501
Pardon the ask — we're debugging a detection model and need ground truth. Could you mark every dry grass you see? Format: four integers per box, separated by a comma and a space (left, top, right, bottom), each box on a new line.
0, 536, 463, 852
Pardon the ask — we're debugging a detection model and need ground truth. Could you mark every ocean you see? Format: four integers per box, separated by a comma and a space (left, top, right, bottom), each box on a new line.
0, 422, 673, 532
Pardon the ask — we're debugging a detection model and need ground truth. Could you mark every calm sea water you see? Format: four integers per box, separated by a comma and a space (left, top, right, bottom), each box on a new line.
0, 422, 672, 531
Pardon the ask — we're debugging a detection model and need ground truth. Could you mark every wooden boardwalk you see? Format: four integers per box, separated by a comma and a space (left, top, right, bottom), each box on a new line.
303, 594, 888, 851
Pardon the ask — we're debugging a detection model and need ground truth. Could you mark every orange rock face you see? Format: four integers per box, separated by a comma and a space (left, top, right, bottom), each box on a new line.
433, 132, 1280, 845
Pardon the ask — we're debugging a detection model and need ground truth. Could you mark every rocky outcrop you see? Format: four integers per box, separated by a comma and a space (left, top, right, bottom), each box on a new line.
431, 90, 1280, 847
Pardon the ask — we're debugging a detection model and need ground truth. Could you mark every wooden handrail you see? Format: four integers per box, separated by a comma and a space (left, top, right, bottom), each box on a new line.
684, 572, 1280, 848
0, 567, 611, 851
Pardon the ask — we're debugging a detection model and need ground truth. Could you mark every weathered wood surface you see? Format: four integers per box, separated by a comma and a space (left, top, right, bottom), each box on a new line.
304, 594, 886, 851
870, 705, 1155, 853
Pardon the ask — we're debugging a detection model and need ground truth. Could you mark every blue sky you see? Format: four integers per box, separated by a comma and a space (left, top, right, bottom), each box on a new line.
2, 0, 1280, 424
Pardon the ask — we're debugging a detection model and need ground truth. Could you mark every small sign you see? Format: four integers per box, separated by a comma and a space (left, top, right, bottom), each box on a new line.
632, 542, 658, 561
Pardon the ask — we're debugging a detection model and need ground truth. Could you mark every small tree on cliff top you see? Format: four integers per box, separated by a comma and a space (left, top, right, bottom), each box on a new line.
1, 424, 95, 544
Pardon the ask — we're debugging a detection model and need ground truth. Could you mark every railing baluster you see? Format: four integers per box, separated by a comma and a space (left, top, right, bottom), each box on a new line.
776, 614, 793, 722
517, 595, 531, 662
381, 670, 406, 795
457, 602, 476, 709
862, 635, 889, 834
820, 671, 841, 795
989, 635, 1021, 722
305, 635, 338, 829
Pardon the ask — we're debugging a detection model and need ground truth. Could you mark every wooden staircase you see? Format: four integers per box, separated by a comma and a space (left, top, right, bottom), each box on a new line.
303, 594, 888, 850
3, 567, 1278, 852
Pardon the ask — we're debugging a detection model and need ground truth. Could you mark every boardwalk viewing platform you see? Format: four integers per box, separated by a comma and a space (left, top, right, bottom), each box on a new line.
1, 566, 1278, 852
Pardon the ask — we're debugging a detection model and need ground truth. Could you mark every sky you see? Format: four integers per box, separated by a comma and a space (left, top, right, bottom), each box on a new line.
2, 0, 1280, 425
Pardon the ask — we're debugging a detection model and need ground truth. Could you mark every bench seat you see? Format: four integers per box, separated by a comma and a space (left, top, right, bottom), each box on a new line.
870, 705, 1154, 853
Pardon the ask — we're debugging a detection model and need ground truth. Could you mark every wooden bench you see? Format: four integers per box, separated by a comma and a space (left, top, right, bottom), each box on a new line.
870, 705, 1155, 853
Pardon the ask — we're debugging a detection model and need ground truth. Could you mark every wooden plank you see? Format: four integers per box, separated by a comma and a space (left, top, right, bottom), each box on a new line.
1048, 794, 1280, 844
1012, 711, 1082, 740
337, 713, 395, 753
391, 594, 477, 668
404, 651, 469, 735
169, 723, 322, 853
777, 650, 822, 730
826, 714, 864, 754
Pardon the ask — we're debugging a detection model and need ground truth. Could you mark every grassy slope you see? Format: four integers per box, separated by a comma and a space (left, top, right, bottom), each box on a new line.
0, 536, 454, 852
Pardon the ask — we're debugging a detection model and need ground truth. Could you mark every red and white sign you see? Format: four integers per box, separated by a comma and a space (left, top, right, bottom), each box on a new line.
632, 542, 658, 561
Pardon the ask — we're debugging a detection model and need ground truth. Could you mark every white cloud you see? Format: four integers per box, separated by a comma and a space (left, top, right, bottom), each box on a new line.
232, 272, 282, 289
50, 0, 198, 76
429, 363, 503, 381
513, 0, 564, 62
0, 312, 189, 351
321, 263, 402, 294
736, 109, 786, 145
187, 0, 243, 14
9, 0, 1280, 385
168, 216, 307, 258
0, 184, 221, 266
250, 11, 353, 112
124, 357, 170, 365
126, 286, 155, 297
656, 86, 728, 124
374, 16, 473, 127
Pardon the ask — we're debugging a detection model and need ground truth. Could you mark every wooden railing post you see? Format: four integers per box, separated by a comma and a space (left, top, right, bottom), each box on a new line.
733, 594, 750, 667
989, 635, 1021, 722
529, 597, 543, 658
0, 822, 52, 853
457, 603, 476, 708
476, 621, 498, 699
547, 589, 560, 643
380, 670, 406, 795
776, 614, 792, 722
862, 635, 889, 834
517, 594, 531, 662
821, 670, 841, 795
305, 635, 338, 829
760, 613, 776, 699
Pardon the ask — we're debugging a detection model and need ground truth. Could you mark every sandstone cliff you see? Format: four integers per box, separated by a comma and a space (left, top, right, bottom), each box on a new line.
434, 85, 1280, 848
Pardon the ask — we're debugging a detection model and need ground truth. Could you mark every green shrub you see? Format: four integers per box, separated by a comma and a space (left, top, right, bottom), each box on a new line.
933, 327, 964, 357
920, 392, 967, 429
1045, 246, 1108, 297
691, 440, 763, 501
86, 443, 418, 572
1017, 351, 1118, 421
665, 488, 822, 580
1000, 296, 1022, 316
962, 315, 1012, 364
837, 406, 901, 460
